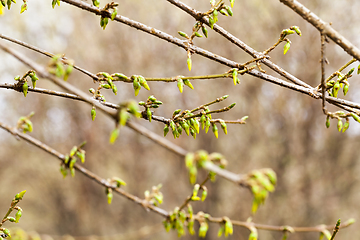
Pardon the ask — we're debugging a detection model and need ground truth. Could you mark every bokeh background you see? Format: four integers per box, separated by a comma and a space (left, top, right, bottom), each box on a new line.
1, 0, 360, 239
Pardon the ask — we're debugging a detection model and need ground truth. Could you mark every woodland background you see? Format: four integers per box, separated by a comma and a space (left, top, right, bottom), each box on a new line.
1, 0, 360, 239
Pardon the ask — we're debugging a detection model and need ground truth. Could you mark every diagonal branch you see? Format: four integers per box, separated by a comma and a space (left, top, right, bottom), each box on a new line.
0, 120, 353, 235
165, 0, 313, 89
279, 0, 360, 61
0, 42, 247, 187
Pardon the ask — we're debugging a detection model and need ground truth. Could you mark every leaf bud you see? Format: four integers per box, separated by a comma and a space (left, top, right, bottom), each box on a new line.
177, 78, 184, 93
22, 81, 28, 97
201, 26, 208, 38
183, 79, 194, 89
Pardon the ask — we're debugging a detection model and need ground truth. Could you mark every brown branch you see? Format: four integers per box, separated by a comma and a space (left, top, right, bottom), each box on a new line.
0, 33, 99, 81
321, 34, 327, 114
279, 0, 360, 61
0, 42, 252, 188
0, 120, 353, 235
0, 121, 169, 218
165, 0, 313, 89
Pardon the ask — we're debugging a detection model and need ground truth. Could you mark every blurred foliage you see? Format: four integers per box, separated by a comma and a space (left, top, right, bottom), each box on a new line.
1, 0, 360, 239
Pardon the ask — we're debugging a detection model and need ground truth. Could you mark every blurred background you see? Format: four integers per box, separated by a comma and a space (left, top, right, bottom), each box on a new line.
1, 0, 360, 239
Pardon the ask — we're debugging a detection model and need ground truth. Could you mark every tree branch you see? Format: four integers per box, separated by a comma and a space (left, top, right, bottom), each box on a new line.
279, 0, 360, 61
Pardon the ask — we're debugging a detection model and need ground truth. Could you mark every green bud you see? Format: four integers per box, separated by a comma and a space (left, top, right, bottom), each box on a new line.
113, 177, 126, 187
111, 84, 117, 95
111, 8, 117, 21
230, 0, 234, 7
22, 81, 28, 97
148, 95, 157, 102
337, 119, 343, 132
347, 67, 355, 76
200, 114, 206, 129
283, 41, 291, 55
213, 9, 218, 23
219, 120, 227, 134
201, 189, 207, 201
290, 26, 302, 36
107, 190, 113, 204
119, 109, 129, 126
92, 0, 100, 7
91, 106, 96, 121
343, 84, 349, 96
69, 146, 77, 157
212, 123, 218, 138
205, 118, 211, 133
232, 69, 238, 85
190, 118, 200, 134
219, 9, 229, 16
76, 151, 85, 163
133, 77, 141, 96
201, 26, 208, 38
15, 210, 22, 223
209, 16, 215, 29
2, 228, 10, 238
70, 168, 75, 177
224, 218, 234, 237
163, 220, 171, 232
358, 64, 360, 74
183, 79, 194, 89
326, 80, 335, 87
194, 32, 202, 38
187, 204, 193, 218
178, 31, 189, 38
351, 113, 360, 123
225, 5, 233, 16
189, 165, 197, 184
198, 222, 208, 238
146, 108, 152, 122
180, 120, 190, 135
109, 128, 120, 144
187, 57, 192, 71
30, 73, 39, 88
20, 2, 27, 13
188, 219, 195, 235
249, 230, 258, 240
177, 78, 184, 93
138, 75, 150, 91
163, 124, 169, 137
114, 73, 128, 80
342, 119, 349, 133
69, 157, 76, 170
7, 217, 16, 222
326, 115, 330, 128
333, 81, 340, 98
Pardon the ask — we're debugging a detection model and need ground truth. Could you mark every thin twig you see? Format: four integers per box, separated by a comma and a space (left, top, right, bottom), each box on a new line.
165, 0, 313, 89
0, 121, 169, 218
321, 34, 327, 114
0, 120, 353, 235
